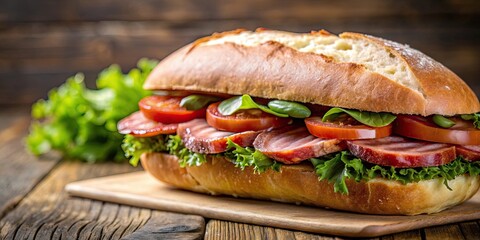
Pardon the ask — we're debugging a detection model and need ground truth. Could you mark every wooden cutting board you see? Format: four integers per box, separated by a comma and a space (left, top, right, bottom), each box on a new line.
65, 172, 480, 237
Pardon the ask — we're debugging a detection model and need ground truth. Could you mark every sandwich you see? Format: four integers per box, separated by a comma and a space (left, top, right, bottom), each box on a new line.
118, 28, 480, 215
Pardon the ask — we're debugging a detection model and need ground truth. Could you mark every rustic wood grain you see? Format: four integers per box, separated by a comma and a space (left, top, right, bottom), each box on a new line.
122, 211, 204, 240
65, 171, 480, 238
0, 0, 478, 23
0, 160, 205, 239
458, 221, 480, 239
423, 224, 465, 240
207, 220, 349, 240
0, 109, 60, 219
381, 229, 422, 240
204, 220, 368, 240
1, 19, 479, 105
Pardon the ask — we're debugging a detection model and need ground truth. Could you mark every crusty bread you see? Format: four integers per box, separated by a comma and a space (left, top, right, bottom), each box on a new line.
141, 152, 480, 215
144, 29, 480, 116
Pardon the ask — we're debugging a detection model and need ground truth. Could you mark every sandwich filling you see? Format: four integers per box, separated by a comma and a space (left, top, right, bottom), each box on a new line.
119, 93, 480, 194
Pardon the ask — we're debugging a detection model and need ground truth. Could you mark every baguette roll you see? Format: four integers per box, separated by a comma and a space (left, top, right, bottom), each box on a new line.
127, 29, 480, 216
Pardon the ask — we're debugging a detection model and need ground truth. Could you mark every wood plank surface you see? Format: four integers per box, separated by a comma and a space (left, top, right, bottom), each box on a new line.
0, 160, 204, 240
204, 220, 379, 240
0, 108, 60, 219
0, 0, 478, 23
1, 20, 479, 105
65, 171, 480, 238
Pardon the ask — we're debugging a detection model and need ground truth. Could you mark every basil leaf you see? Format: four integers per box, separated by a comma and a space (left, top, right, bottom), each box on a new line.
322, 107, 396, 127
267, 100, 311, 118
432, 115, 456, 128
218, 95, 288, 117
461, 113, 480, 129
321, 108, 345, 122
180, 95, 221, 110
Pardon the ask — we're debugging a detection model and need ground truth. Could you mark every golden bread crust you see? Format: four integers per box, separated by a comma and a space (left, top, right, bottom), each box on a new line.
144, 30, 480, 116
141, 152, 480, 215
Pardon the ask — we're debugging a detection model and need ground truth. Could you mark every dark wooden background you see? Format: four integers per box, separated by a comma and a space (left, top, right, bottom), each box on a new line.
1, 0, 479, 106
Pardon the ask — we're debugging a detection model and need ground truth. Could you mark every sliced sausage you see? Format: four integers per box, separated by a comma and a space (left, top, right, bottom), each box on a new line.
456, 145, 480, 162
347, 136, 456, 168
118, 111, 178, 137
177, 119, 260, 154
253, 126, 346, 164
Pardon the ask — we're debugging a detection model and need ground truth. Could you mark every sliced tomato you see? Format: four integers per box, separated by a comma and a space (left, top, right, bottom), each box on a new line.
118, 111, 178, 137
206, 102, 291, 132
394, 115, 480, 145
304, 116, 392, 140
139, 96, 206, 124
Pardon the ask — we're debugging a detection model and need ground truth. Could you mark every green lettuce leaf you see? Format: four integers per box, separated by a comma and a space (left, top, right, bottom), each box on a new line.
27, 58, 158, 162
166, 135, 206, 167
122, 134, 167, 166
122, 134, 206, 167
311, 151, 480, 194
123, 135, 280, 173
224, 139, 281, 173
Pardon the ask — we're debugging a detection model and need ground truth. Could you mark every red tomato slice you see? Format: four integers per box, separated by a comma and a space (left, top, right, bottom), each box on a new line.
206, 102, 291, 132
393, 115, 480, 145
118, 111, 178, 137
139, 96, 206, 124
304, 116, 392, 140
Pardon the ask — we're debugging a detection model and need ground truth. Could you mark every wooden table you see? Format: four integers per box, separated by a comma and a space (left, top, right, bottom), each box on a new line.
1, 107, 479, 239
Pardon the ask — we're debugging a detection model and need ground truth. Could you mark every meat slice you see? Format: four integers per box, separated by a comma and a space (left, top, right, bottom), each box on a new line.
456, 145, 480, 162
253, 126, 346, 164
118, 111, 178, 137
177, 119, 260, 154
347, 136, 456, 168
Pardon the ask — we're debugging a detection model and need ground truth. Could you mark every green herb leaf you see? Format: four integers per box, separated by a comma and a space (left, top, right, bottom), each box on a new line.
122, 134, 206, 167
225, 138, 281, 173
122, 134, 167, 166
322, 107, 396, 127
311, 151, 480, 195
27, 58, 158, 162
432, 115, 456, 128
123, 134, 281, 172
461, 113, 480, 129
218, 95, 288, 117
267, 100, 311, 118
180, 95, 222, 110
166, 135, 206, 167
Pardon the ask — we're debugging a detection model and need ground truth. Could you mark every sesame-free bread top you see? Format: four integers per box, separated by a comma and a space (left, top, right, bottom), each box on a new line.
144, 29, 480, 116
